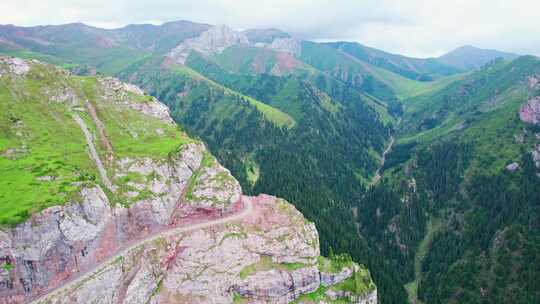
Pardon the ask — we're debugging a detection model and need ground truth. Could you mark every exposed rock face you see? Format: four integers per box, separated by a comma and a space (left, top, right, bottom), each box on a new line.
529, 76, 539, 89
0, 139, 244, 303
166, 25, 301, 67
519, 96, 540, 125
4, 195, 349, 304
98, 77, 174, 123
532, 144, 540, 169
505, 162, 520, 172
0, 57, 31, 76
326, 289, 378, 304
99, 76, 145, 95
268, 38, 302, 57
234, 266, 320, 302
320, 265, 355, 287
520, 75, 540, 125
167, 25, 249, 64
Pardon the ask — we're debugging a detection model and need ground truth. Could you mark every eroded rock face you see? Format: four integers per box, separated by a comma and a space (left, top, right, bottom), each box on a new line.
519, 75, 540, 125
97, 77, 175, 123
0, 189, 374, 304
267, 38, 302, 57
320, 266, 355, 287
528, 75, 539, 90
168, 25, 249, 64
325, 289, 378, 304
519, 96, 540, 125
233, 267, 320, 303
0, 57, 31, 76
505, 162, 520, 172
532, 144, 540, 169
18, 196, 328, 304
0, 139, 248, 303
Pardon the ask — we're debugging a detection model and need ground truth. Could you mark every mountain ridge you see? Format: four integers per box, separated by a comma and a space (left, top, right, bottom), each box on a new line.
437, 44, 519, 70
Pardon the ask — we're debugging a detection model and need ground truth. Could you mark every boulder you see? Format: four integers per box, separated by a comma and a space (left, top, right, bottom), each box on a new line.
505, 162, 520, 172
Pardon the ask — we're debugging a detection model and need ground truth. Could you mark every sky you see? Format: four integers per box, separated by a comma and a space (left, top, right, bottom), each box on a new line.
1, 0, 539, 58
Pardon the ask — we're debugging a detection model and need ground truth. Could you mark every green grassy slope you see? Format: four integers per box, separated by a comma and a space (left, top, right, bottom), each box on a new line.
367, 64, 467, 100
399, 57, 538, 149
299, 41, 397, 103
0, 58, 190, 226
171, 63, 296, 128
355, 55, 540, 304
325, 41, 461, 80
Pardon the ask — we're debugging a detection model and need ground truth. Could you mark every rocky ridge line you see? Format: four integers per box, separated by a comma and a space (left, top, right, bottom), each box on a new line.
166, 25, 302, 64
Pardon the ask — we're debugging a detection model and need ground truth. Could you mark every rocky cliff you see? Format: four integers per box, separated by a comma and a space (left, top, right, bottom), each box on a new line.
167, 25, 250, 64
166, 25, 302, 65
0, 57, 376, 304
519, 75, 540, 125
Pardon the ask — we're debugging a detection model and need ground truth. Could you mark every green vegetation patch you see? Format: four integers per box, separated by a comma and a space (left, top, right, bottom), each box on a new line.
2, 262, 13, 272
239, 255, 308, 279
244, 157, 260, 186
80, 78, 193, 159
184, 151, 215, 201
331, 265, 376, 296
291, 286, 330, 303
318, 254, 354, 274
0, 60, 196, 225
0, 69, 100, 226
232, 292, 248, 304
213, 45, 278, 75
171, 64, 296, 129
369, 63, 467, 101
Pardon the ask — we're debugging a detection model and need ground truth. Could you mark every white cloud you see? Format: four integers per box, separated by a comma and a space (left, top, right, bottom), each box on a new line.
0, 0, 538, 57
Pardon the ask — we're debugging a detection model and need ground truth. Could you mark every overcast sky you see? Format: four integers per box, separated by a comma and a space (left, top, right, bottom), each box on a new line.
2, 0, 539, 57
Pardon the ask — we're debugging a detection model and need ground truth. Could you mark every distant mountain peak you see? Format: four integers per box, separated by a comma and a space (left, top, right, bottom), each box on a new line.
438, 45, 519, 70
167, 24, 249, 64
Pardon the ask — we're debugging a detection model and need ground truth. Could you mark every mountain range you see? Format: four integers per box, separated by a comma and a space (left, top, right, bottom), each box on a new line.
0, 19, 538, 304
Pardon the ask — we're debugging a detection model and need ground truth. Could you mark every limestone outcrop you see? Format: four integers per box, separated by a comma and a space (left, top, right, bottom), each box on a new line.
519, 96, 540, 125
267, 38, 302, 56
167, 25, 249, 64
167, 25, 302, 67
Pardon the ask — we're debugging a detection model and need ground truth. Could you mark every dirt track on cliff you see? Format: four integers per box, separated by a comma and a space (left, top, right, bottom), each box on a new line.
72, 112, 115, 192
27, 198, 254, 304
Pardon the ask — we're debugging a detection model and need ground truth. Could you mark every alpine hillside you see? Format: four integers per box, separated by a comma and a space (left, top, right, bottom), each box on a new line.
0, 19, 533, 304
0, 56, 378, 304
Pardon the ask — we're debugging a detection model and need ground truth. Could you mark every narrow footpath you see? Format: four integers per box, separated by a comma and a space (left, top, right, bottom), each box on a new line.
72, 112, 115, 192
28, 198, 253, 304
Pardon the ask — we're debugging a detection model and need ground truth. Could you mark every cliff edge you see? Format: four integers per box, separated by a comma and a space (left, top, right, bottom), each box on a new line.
0, 57, 376, 304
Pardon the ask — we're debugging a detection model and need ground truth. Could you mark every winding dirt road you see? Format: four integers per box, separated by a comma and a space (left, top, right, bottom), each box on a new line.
27, 198, 253, 304
72, 112, 115, 192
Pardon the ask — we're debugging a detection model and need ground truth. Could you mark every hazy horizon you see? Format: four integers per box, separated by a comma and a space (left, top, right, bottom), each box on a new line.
2, 0, 539, 58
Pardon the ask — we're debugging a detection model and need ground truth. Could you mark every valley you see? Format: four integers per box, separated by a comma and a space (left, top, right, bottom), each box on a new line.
0, 18, 539, 304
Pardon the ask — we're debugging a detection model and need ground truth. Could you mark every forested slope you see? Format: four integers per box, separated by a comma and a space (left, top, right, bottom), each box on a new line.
356, 56, 540, 304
